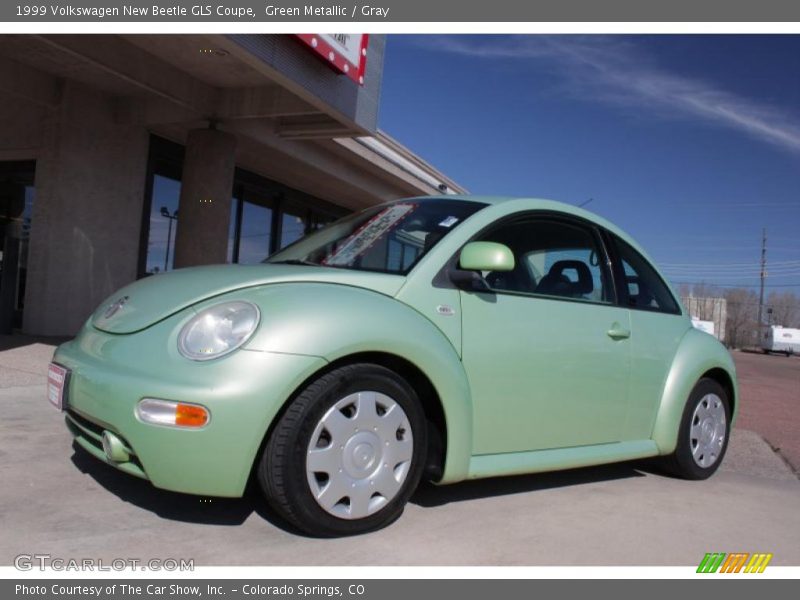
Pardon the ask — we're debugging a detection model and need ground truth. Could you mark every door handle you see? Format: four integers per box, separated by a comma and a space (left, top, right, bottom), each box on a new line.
607, 324, 631, 340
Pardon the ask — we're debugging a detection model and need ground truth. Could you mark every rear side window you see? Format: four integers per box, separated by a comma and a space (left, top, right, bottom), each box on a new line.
612, 236, 681, 314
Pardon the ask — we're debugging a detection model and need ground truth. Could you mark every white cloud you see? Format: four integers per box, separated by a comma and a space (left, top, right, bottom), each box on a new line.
418, 36, 800, 154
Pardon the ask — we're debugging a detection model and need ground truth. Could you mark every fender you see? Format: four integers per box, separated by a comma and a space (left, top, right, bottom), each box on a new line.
238, 282, 474, 484
651, 327, 739, 454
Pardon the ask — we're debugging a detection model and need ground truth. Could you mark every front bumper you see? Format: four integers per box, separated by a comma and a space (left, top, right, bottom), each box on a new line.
54, 317, 326, 497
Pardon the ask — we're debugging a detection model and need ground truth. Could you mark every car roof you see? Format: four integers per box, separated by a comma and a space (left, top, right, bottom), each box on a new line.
411, 194, 624, 237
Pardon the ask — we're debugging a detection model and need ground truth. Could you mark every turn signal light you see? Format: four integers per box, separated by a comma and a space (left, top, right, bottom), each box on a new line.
175, 403, 209, 427
136, 398, 210, 428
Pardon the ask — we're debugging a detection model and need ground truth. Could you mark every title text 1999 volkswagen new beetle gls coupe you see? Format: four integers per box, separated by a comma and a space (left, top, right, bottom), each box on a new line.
49, 197, 737, 536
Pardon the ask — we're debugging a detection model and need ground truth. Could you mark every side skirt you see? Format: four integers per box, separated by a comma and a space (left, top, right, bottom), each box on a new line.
467, 440, 660, 480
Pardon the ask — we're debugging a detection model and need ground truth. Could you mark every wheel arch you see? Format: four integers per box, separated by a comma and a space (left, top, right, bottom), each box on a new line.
242, 283, 474, 487
651, 328, 739, 455
701, 366, 736, 418
245, 349, 466, 493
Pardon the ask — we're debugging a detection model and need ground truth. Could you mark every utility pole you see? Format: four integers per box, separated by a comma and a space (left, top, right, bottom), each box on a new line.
757, 228, 767, 332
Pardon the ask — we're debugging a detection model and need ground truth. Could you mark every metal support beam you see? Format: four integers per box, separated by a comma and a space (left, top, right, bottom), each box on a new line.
218, 86, 320, 119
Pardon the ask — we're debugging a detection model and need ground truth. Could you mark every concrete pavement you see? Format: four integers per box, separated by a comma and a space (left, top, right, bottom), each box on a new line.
0, 336, 798, 566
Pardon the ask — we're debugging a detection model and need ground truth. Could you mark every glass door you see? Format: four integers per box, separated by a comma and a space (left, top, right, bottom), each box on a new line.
0, 161, 36, 332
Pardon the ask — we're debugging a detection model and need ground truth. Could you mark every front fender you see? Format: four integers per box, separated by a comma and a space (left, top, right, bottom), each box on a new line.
233, 283, 473, 484
651, 328, 739, 454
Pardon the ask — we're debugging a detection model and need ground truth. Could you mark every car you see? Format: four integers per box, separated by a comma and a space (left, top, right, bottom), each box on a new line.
49, 196, 738, 537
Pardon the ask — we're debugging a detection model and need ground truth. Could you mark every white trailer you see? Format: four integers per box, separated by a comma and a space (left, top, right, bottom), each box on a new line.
761, 326, 800, 356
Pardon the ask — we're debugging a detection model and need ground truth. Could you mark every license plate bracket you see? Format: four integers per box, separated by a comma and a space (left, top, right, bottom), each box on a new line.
47, 362, 70, 411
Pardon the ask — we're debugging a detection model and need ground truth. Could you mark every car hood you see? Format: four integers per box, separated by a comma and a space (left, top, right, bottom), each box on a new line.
91, 264, 406, 334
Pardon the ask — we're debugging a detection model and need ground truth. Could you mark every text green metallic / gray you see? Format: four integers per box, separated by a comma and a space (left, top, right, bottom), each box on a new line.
50, 196, 738, 536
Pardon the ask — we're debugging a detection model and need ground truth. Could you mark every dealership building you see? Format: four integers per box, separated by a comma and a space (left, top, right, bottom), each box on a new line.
0, 34, 463, 336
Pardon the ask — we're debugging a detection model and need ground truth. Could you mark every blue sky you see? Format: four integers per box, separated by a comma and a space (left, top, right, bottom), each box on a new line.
379, 35, 800, 292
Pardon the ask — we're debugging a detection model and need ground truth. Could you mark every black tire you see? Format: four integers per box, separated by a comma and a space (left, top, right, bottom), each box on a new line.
662, 378, 731, 480
257, 363, 427, 537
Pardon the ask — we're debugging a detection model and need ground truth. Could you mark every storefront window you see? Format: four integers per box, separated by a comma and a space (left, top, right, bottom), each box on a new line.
238, 201, 273, 264
0, 161, 36, 332
140, 136, 346, 276
145, 175, 180, 274
280, 211, 306, 249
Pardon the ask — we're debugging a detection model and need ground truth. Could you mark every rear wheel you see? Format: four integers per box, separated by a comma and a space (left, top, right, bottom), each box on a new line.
663, 378, 730, 480
258, 363, 427, 537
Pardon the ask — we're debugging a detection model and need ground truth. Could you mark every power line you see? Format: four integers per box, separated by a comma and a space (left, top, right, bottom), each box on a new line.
671, 281, 800, 288
659, 259, 800, 268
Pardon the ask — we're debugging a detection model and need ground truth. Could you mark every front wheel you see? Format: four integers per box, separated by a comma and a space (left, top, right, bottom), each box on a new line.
258, 363, 427, 537
663, 378, 731, 480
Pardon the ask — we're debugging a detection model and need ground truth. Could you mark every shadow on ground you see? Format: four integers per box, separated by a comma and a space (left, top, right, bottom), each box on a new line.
0, 334, 71, 352
70, 442, 659, 534
69, 443, 297, 533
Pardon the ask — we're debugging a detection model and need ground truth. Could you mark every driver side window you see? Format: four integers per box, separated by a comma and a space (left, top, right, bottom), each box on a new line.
478, 218, 611, 304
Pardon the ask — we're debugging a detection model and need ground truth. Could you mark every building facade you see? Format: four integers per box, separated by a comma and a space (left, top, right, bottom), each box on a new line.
681, 295, 728, 342
0, 34, 463, 336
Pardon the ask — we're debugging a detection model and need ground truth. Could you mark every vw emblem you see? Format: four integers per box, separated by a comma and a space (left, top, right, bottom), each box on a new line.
103, 296, 129, 319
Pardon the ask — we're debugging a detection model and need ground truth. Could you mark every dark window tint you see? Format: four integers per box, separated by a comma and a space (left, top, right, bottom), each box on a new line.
478, 218, 611, 304
613, 236, 680, 314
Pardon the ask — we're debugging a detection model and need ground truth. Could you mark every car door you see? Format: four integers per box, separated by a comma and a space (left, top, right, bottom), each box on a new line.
606, 233, 692, 440
460, 215, 632, 455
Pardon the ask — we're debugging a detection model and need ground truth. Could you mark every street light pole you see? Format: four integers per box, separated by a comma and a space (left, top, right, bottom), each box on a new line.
160, 207, 179, 272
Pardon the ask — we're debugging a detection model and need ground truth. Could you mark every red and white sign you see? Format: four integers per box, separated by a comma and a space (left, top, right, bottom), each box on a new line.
295, 34, 369, 85
47, 362, 68, 411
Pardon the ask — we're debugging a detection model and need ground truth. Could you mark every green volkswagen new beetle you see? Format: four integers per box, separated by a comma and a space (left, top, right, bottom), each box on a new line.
50, 196, 737, 536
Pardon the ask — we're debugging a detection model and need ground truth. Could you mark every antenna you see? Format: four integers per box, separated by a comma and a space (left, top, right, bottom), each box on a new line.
578, 198, 594, 208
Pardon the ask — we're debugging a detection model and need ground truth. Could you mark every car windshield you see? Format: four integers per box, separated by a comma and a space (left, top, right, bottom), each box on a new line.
266, 199, 486, 274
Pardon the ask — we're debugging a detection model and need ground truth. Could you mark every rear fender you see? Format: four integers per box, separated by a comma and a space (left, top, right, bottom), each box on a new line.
651, 328, 738, 454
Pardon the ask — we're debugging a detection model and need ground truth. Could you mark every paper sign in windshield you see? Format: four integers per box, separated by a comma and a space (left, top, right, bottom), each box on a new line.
439, 216, 459, 228
324, 203, 416, 266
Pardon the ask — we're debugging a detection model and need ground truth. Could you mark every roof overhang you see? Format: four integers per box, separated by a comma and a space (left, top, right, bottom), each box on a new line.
0, 33, 464, 208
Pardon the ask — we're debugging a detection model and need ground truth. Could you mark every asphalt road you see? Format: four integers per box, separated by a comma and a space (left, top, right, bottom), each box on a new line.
0, 337, 798, 566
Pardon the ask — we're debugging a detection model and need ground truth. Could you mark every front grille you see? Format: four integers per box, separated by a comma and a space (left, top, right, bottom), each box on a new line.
66, 409, 105, 438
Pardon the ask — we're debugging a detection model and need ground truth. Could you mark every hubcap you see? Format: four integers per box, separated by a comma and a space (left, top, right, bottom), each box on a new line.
689, 393, 727, 468
306, 391, 413, 520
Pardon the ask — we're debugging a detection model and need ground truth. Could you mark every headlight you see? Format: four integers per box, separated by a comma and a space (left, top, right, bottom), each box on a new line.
178, 301, 260, 361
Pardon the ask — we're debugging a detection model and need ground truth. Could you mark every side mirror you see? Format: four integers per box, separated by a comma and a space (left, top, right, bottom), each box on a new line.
458, 242, 515, 272
449, 242, 515, 292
